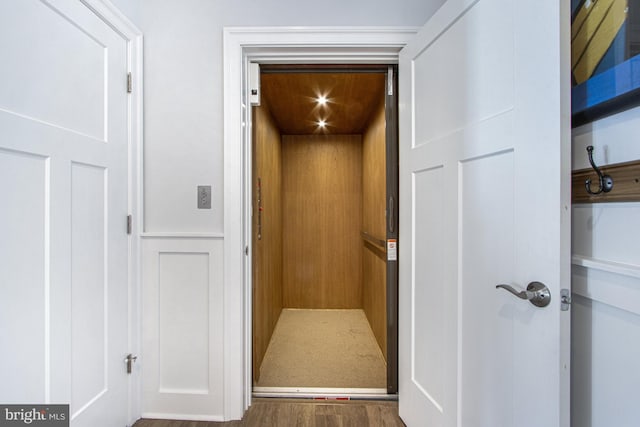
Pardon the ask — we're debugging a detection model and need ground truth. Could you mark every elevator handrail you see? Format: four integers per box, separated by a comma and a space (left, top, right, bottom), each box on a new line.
360, 231, 386, 252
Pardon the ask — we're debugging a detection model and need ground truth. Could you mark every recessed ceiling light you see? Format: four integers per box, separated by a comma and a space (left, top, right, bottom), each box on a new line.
316, 95, 328, 106
317, 119, 326, 128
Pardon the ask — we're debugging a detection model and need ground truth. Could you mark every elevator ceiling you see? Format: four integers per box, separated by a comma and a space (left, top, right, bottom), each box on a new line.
260, 71, 386, 135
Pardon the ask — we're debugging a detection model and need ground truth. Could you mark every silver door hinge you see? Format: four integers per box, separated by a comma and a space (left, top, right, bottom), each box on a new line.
127, 215, 132, 235
560, 289, 572, 311
387, 66, 394, 96
127, 72, 132, 93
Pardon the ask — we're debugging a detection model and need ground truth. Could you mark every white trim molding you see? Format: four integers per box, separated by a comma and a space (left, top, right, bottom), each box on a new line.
572, 255, 640, 279
572, 255, 640, 316
141, 232, 225, 240
222, 26, 416, 420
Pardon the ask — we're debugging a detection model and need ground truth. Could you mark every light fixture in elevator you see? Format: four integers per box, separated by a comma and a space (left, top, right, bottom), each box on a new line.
316, 95, 328, 106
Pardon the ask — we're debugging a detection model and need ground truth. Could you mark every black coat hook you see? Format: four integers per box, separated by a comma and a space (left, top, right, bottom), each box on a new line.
585, 145, 614, 195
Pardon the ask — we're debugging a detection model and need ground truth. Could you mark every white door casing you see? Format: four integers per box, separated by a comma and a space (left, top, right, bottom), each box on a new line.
223, 27, 418, 419
398, 0, 571, 426
0, 1, 142, 425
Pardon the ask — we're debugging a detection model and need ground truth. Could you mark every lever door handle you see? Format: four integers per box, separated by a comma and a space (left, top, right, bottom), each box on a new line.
496, 281, 551, 308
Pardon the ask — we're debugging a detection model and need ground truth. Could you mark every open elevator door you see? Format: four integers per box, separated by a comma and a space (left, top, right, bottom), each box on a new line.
383, 64, 399, 395
250, 64, 399, 397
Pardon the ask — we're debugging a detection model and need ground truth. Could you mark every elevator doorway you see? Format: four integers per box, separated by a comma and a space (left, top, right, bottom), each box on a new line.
251, 65, 398, 397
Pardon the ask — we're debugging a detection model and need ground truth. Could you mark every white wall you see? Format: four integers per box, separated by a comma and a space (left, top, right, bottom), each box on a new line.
105, 0, 142, 26
109, 0, 141, 25
571, 106, 640, 427
140, 0, 442, 233
138, 0, 443, 420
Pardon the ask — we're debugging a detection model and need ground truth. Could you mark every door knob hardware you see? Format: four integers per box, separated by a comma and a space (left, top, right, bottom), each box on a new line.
125, 354, 138, 374
495, 281, 551, 308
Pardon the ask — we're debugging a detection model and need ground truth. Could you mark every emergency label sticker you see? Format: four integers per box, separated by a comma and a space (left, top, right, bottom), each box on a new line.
387, 239, 397, 261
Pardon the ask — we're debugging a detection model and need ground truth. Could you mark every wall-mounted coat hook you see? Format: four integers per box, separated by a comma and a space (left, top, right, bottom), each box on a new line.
585, 145, 614, 195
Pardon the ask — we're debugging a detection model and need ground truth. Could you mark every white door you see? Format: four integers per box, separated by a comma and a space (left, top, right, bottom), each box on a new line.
398, 0, 571, 426
0, 1, 130, 426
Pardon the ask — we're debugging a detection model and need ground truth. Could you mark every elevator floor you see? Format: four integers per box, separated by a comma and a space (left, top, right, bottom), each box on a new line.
255, 309, 386, 389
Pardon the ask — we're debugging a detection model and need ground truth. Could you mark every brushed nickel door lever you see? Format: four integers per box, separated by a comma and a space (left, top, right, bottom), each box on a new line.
496, 281, 551, 308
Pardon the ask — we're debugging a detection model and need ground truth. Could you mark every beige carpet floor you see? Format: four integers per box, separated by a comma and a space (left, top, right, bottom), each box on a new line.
255, 309, 386, 388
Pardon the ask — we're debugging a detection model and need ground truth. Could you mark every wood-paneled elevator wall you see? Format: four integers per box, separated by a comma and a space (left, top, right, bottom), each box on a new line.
282, 134, 363, 308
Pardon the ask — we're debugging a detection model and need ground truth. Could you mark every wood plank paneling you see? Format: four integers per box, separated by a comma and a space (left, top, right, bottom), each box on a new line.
361, 99, 387, 358
572, 159, 640, 203
252, 103, 283, 382
282, 135, 363, 308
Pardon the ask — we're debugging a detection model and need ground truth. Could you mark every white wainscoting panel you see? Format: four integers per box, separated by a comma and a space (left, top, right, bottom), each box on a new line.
571, 274, 640, 427
571, 214, 640, 427
158, 252, 210, 394
572, 111, 640, 427
571, 224, 640, 427
573, 203, 640, 265
0, 148, 49, 402
142, 236, 225, 421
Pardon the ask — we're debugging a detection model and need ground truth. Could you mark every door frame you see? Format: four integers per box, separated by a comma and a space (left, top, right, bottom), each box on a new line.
79, 1, 144, 424
223, 27, 417, 419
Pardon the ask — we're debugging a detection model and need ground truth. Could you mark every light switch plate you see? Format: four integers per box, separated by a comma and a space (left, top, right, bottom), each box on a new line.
198, 185, 211, 209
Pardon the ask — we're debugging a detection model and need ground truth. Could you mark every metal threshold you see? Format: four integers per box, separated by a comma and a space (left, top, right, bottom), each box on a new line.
252, 387, 396, 400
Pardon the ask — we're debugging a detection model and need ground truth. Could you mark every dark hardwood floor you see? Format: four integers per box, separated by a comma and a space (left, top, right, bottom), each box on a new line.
133, 398, 405, 427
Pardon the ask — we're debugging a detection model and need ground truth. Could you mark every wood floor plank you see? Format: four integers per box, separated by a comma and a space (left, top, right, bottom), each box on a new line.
368, 403, 406, 427
133, 399, 405, 427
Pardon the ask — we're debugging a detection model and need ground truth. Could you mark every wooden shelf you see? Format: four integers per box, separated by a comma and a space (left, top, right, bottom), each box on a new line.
572, 159, 640, 204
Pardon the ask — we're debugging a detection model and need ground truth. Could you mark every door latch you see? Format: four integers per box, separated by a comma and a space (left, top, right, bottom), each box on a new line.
125, 354, 138, 374
560, 289, 572, 311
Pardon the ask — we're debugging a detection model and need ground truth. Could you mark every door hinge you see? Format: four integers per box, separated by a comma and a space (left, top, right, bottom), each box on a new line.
127, 72, 132, 93
387, 66, 394, 96
561, 289, 572, 311
127, 215, 132, 235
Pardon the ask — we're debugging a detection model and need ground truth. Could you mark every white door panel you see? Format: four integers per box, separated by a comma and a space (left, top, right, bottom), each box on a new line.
460, 149, 515, 426
399, 0, 570, 426
0, 149, 49, 403
412, 0, 514, 145
0, 0, 119, 140
0, 1, 130, 426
